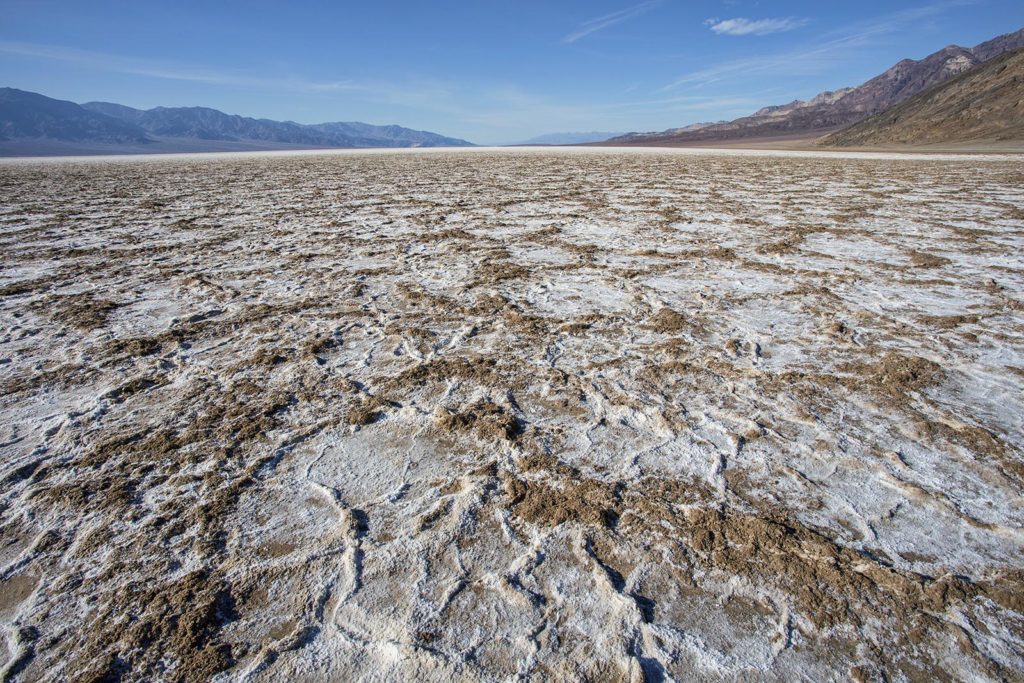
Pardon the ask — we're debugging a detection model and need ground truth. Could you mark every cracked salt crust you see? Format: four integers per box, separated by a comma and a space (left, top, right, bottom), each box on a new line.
0, 147, 1022, 681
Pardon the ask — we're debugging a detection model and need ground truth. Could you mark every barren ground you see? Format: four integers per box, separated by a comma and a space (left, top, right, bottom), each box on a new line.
1, 147, 1023, 682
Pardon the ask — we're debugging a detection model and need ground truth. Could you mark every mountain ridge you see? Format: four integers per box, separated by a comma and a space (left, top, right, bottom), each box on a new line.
0, 89, 474, 156
822, 47, 1024, 147
607, 27, 1024, 146
0, 88, 149, 145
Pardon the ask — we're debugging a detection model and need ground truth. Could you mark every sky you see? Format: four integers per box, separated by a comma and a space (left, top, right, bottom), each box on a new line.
1, 0, 1021, 144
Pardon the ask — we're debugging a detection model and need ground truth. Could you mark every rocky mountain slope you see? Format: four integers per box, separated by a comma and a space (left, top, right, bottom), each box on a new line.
823, 47, 1024, 146
0, 88, 473, 155
610, 27, 1024, 145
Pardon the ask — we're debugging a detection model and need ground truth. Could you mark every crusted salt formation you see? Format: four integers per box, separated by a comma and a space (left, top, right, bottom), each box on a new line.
0, 148, 1022, 681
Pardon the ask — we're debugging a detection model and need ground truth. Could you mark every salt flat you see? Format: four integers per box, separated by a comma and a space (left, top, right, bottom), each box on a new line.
0, 147, 1022, 681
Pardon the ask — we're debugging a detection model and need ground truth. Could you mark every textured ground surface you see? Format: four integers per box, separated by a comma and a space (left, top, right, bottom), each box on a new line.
1, 147, 1023, 682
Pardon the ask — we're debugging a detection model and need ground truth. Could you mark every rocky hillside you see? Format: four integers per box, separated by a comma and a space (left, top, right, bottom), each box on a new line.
823, 47, 1024, 146
610, 27, 1024, 145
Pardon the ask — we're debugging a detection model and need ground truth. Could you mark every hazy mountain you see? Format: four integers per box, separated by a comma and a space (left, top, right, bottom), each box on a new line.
518, 132, 624, 145
82, 103, 342, 145
610, 121, 725, 143
609, 27, 1024, 145
310, 121, 471, 147
78, 101, 148, 125
823, 47, 1024, 147
0, 89, 474, 155
0, 88, 148, 144
82, 103, 473, 148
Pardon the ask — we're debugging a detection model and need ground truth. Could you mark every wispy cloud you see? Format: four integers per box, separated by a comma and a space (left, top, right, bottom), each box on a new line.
447, 86, 762, 135
663, 1, 975, 90
562, 1, 659, 44
0, 40, 365, 92
705, 17, 809, 37
0, 37, 759, 140
0, 39, 480, 118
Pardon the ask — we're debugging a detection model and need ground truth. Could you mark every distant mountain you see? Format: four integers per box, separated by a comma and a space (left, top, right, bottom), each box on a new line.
78, 101, 149, 125
608, 27, 1024, 146
309, 121, 470, 147
82, 103, 473, 148
823, 47, 1024, 147
0, 88, 474, 156
518, 132, 624, 145
82, 103, 343, 145
0, 88, 148, 144
609, 121, 726, 144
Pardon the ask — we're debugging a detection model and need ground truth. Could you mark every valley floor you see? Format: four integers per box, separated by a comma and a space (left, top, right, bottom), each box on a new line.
1, 148, 1023, 681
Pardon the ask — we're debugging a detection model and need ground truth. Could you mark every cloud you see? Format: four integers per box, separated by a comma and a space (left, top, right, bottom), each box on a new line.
664, 1, 976, 89
705, 17, 809, 37
562, 1, 659, 44
0, 40, 480, 113
0, 37, 760, 140
445, 85, 762, 136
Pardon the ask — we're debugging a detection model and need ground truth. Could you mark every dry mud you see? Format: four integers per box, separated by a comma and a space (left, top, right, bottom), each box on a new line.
1, 147, 1023, 682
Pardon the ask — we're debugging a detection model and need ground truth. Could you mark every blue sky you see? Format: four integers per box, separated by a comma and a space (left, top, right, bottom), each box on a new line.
1, 0, 1021, 143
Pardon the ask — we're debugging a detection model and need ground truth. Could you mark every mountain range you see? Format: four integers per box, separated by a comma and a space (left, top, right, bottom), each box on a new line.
608, 27, 1024, 146
0, 89, 473, 156
3, 26, 1022, 156
823, 47, 1024, 147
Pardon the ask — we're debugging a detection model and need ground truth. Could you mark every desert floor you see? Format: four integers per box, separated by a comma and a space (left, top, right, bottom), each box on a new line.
1, 147, 1023, 682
